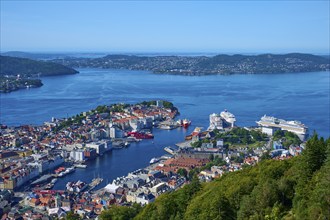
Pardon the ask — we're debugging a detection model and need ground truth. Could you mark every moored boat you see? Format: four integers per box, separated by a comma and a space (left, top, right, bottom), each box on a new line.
256, 115, 308, 141
182, 119, 191, 128
191, 127, 202, 136
220, 109, 236, 128
31, 174, 53, 186
66, 180, 88, 193
208, 113, 223, 130
164, 146, 176, 155
127, 131, 154, 139
177, 119, 191, 128
74, 164, 87, 168
58, 167, 75, 177
45, 183, 54, 190
149, 157, 160, 164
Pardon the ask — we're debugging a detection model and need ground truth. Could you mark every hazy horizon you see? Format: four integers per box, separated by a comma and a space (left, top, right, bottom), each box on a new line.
1, 50, 329, 56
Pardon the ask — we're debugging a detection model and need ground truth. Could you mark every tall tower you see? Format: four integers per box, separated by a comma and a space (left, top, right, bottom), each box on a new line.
55, 193, 61, 208
109, 117, 113, 128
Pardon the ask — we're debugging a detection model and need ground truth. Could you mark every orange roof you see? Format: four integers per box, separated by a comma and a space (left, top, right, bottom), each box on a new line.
79, 198, 87, 203
95, 204, 103, 209
113, 118, 130, 123
128, 116, 138, 120
40, 196, 51, 204
168, 179, 177, 186
30, 198, 40, 204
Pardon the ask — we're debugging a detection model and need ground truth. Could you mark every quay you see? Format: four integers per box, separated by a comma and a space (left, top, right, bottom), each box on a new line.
176, 140, 192, 148
88, 178, 103, 191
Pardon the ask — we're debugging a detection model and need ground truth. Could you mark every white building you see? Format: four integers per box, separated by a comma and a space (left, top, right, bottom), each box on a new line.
110, 126, 124, 138
70, 150, 85, 162
129, 119, 144, 131
15, 165, 39, 188
86, 140, 111, 155
104, 183, 120, 194
261, 127, 280, 136
216, 139, 224, 148
29, 155, 64, 174
156, 100, 163, 108
136, 193, 155, 205
150, 182, 168, 195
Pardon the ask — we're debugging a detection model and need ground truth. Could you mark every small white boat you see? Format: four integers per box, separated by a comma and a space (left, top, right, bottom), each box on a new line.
75, 164, 87, 168
150, 157, 160, 164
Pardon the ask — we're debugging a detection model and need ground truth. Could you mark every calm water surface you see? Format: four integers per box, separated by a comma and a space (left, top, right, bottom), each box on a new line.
1, 69, 329, 189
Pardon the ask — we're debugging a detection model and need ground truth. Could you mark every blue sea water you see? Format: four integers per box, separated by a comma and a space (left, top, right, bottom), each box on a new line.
1, 69, 329, 189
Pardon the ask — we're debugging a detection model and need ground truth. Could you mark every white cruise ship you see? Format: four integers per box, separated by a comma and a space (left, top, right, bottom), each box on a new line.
208, 113, 223, 130
256, 115, 308, 140
220, 110, 236, 128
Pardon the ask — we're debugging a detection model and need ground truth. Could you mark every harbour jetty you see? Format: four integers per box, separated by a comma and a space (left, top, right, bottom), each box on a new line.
88, 178, 103, 191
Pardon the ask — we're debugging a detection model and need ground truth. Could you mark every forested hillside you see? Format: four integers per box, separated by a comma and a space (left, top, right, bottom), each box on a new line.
0, 55, 78, 76
53, 53, 330, 75
99, 134, 330, 220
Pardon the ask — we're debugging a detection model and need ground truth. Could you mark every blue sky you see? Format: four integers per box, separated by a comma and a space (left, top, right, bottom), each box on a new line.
0, 1, 329, 53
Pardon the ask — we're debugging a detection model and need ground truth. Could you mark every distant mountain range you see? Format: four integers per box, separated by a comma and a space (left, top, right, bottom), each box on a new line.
0, 55, 78, 77
50, 53, 329, 75
0, 51, 107, 60
1, 52, 329, 76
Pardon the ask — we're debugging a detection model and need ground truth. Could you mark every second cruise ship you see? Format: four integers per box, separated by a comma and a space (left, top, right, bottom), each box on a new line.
220, 109, 236, 128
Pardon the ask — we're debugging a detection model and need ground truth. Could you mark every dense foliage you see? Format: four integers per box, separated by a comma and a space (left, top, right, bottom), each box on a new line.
217, 127, 268, 145
191, 127, 269, 148
273, 130, 302, 147
100, 134, 329, 219
100, 204, 142, 220
197, 53, 329, 73
0, 55, 78, 76
139, 100, 178, 111
66, 211, 81, 220
187, 155, 227, 180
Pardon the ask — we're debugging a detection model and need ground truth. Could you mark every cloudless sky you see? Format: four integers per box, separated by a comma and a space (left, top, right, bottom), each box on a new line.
0, 1, 329, 53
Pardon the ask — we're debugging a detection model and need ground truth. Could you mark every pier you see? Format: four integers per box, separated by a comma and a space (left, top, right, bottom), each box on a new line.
87, 178, 103, 192
176, 140, 192, 148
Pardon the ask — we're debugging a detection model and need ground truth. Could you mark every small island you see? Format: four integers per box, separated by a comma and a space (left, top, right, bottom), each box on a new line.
0, 55, 78, 93
0, 76, 43, 93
